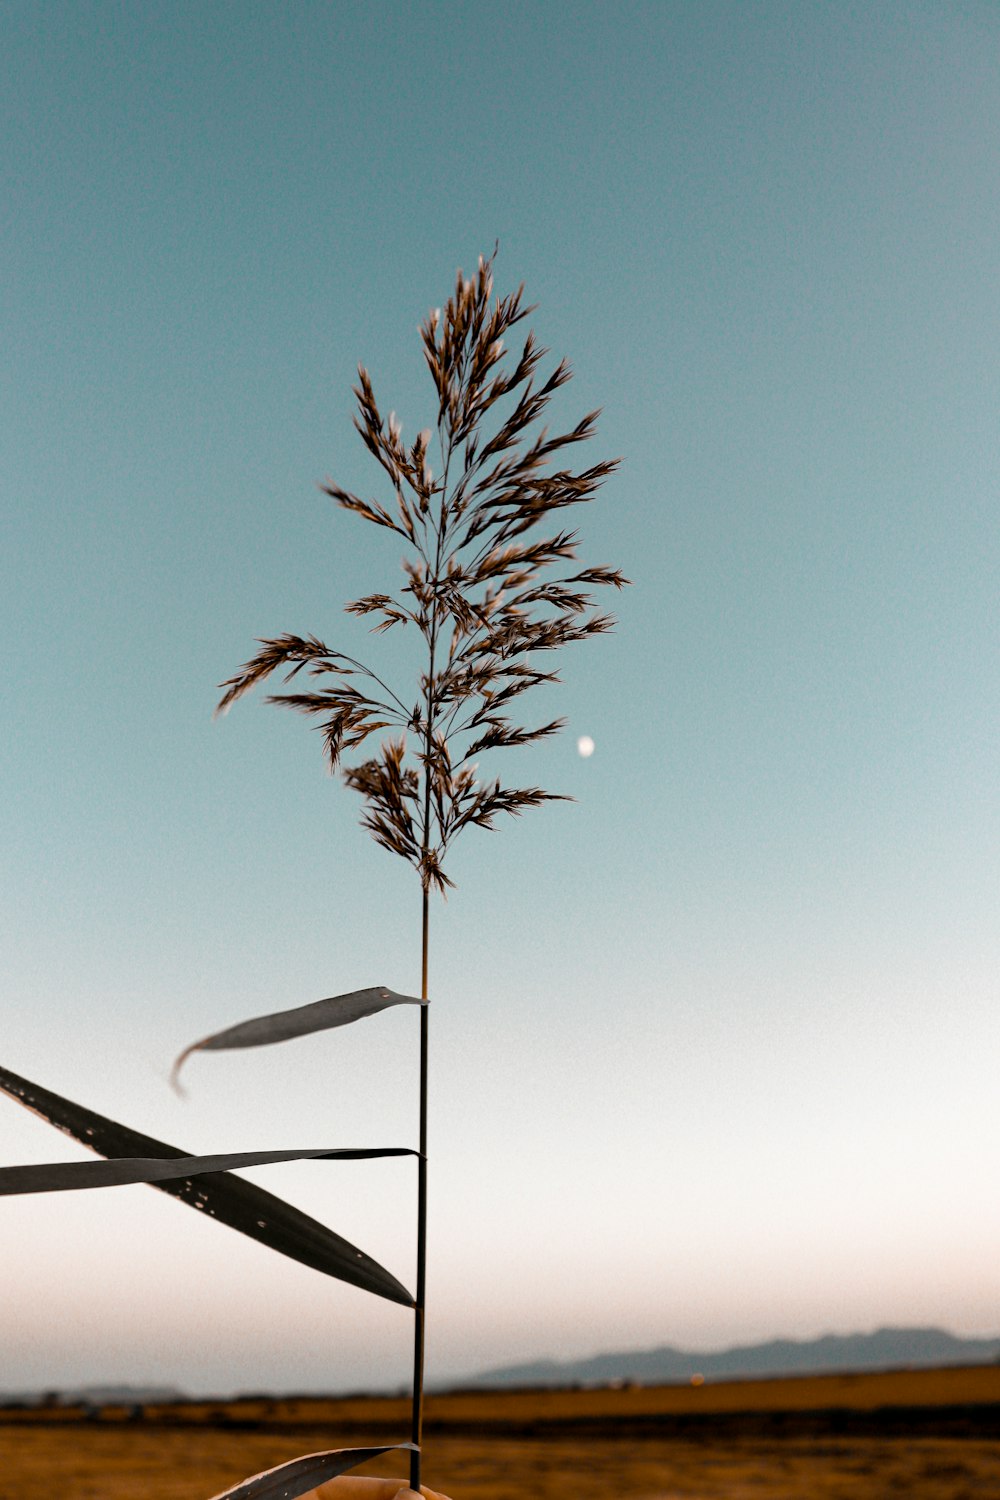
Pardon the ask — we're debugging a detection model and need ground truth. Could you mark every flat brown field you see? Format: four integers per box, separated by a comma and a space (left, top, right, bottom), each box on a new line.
2, 1365, 1000, 1499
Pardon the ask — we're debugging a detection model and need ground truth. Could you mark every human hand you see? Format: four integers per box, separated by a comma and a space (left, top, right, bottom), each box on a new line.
312, 1477, 451, 1500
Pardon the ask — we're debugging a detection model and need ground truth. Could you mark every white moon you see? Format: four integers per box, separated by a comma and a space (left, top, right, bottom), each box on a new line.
577, 735, 595, 758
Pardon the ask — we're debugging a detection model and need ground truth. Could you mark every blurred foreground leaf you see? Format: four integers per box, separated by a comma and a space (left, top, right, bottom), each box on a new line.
208, 1444, 416, 1500
173, 985, 425, 1090
0, 1064, 413, 1305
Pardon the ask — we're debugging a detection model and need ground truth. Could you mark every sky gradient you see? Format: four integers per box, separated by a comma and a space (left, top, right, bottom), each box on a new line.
3, 0, 999, 1394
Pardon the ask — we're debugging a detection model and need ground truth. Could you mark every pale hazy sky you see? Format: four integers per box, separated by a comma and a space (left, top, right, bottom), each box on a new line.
3, 1, 999, 1395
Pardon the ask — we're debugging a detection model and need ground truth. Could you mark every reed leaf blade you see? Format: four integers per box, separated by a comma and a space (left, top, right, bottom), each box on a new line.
207, 1444, 416, 1500
0, 1145, 417, 1196
0, 1065, 413, 1306
172, 985, 425, 1089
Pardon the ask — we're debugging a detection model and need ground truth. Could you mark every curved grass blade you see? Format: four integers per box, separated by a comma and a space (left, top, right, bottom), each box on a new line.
0, 1145, 417, 1196
208, 1444, 416, 1500
172, 984, 426, 1091
0, 1064, 413, 1306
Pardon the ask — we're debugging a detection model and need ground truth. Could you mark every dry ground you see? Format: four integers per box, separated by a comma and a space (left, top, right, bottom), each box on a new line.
2, 1365, 999, 1500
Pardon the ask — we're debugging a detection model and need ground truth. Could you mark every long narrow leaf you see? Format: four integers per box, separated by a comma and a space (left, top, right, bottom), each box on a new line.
0, 1065, 413, 1306
172, 984, 426, 1090
208, 1444, 416, 1500
0, 1145, 416, 1196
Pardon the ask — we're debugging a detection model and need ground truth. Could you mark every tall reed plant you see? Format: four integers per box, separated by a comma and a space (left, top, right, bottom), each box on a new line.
213, 251, 625, 1489
0, 252, 625, 1499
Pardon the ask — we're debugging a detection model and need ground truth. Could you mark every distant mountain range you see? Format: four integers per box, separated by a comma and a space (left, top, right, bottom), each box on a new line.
0, 1384, 183, 1408
469, 1327, 1000, 1388
4, 1329, 999, 1407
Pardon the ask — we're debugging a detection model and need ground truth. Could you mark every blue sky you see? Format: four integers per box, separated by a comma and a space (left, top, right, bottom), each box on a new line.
2, 0, 999, 1394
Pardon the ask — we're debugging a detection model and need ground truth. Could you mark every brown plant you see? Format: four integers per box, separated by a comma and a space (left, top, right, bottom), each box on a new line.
216, 251, 626, 1492
217, 252, 626, 894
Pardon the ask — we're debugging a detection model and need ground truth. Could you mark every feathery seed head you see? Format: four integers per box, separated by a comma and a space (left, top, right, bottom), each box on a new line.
217, 252, 626, 892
